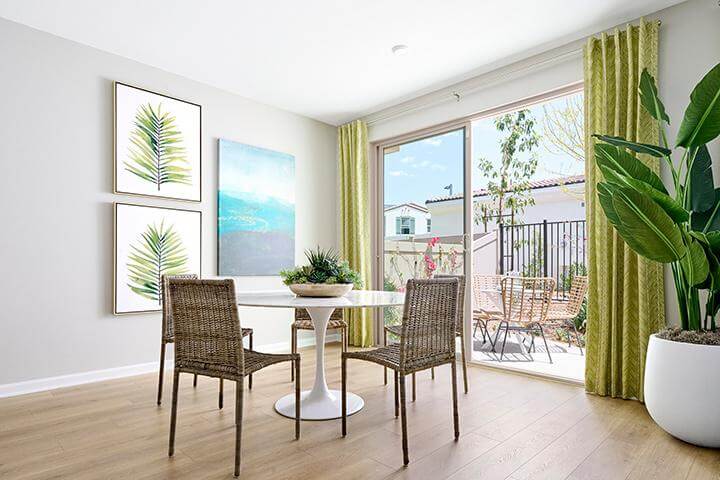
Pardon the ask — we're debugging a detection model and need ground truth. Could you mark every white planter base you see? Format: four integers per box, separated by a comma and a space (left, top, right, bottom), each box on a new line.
644, 334, 720, 448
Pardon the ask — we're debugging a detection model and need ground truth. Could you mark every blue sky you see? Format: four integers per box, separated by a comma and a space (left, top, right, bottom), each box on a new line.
384, 92, 584, 206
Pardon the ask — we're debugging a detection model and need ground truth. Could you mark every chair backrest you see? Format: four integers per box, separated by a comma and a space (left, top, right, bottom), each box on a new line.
399, 278, 459, 372
295, 308, 344, 323
564, 275, 588, 317
434, 274, 465, 331
167, 278, 244, 376
500, 276, 555, 325
471, 274, 501, 312
161, 273, 198, 341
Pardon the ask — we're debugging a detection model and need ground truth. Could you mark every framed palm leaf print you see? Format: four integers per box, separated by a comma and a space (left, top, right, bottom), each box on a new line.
114, 82, 201, 202
114, 203, 201, 314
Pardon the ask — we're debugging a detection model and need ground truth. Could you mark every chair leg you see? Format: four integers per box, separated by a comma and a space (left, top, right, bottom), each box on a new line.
431, 367, 435, 380
572, 323, 584, 355
234, 377, 244, 477
168, 370, 180, 457
412, 373, 416, 402
295, 357, 301, 440
248, 332, 253, 390
399, 374, 409, 466
341, 355, 347, 436
290, 325, 296, 382
342, 326, 348, 353
460, 334, 469, 394
394, 370, 399, 418
538, 326, 553, 364
157, 342, 166, 405
499, 323, 509, 361
450, 361, 459, 440
193, 374, 197, 387
219, 378, 224, 409
383, 330, 388, 386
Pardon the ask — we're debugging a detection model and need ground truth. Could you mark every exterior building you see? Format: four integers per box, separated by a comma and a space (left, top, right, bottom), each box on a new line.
383, 203, 431, 240
425, 174, 586, 236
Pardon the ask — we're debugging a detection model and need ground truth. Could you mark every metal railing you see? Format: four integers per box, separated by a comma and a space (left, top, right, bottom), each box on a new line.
498, 219, 587, 298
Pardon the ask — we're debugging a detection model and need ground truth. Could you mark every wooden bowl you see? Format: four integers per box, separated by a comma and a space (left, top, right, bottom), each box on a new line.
288, 283, 354, 298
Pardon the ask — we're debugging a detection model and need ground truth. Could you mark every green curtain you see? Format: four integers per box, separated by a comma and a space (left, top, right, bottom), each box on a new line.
584, 19, 665, 402
338, 120, 373, 346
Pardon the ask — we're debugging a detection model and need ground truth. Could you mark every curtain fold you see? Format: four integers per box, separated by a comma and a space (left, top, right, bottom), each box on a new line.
338, 120, 373, 346
584, 19, 665, 402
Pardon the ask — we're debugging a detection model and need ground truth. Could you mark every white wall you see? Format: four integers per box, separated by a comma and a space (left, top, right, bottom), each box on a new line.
368, 0, 720, 326
0, 18, 338, 386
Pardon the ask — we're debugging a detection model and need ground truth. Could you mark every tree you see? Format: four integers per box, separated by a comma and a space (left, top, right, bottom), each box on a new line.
475, 109, 539, 227
541, 95, 584, 163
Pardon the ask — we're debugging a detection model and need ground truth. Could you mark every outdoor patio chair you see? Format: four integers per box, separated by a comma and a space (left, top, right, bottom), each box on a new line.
471, 274, 503, 345
495, 276, 555, 363
342, 277, 460, 466
157, 274, 254, 408
546, 275, 588, 355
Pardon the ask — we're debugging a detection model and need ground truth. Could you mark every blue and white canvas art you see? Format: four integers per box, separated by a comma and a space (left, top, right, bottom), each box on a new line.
218, 139, 295, 275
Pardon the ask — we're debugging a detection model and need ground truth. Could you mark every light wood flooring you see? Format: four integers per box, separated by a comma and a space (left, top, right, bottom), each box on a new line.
1, 344, 718, 479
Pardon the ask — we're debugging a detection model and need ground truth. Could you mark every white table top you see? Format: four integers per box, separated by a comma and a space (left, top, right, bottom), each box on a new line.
236, 289, 405, 309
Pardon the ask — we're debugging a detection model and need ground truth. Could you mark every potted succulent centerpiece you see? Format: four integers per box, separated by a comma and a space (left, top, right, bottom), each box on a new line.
594, 62, 720, 447
280, 248, 362, 297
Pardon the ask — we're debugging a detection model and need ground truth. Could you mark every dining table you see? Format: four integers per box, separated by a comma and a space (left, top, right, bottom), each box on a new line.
236, 289, 405, 421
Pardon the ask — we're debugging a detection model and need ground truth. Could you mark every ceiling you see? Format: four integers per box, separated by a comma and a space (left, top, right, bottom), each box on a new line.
0, 0, 684, 125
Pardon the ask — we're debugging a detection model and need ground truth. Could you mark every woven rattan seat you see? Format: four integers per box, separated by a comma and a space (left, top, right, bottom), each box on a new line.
343, 278, 461, 466
546, 276, 588, 354
166, 278, 300, 478
157, 274, 254, 407
290, 308, 347, 381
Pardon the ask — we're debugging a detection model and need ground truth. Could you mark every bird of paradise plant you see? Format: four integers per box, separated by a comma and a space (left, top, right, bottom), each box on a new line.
594, 62, 720, 332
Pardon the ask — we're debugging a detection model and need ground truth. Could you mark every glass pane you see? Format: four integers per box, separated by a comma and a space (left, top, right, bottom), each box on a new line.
382, 128, 465, 330
469, 91, 587, 382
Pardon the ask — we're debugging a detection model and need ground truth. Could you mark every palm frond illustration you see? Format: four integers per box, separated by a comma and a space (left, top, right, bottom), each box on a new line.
126, 220, 189, 304
125, 102, 192, 190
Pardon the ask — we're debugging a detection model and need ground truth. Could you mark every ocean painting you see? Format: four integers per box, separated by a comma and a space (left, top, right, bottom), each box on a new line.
218, 139, 295, 275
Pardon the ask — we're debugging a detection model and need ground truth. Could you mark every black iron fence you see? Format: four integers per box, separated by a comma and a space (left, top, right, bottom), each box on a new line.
498, 219, 587, 298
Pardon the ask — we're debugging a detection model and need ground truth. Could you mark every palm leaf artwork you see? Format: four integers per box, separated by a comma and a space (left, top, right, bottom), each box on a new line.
125, 102, 192, 190
126, 220, 189, 305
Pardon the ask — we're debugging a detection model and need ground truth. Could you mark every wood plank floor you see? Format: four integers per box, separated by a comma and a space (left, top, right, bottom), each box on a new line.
1, 344, 718, 479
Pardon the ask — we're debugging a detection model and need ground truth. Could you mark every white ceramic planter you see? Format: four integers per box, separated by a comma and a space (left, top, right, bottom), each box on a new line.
644, 334, 720, 447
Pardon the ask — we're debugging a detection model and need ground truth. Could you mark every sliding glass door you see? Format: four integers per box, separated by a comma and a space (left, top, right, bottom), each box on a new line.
378, 127, 469, 333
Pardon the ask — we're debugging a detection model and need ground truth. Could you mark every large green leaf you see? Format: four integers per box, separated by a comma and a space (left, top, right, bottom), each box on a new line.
127, 220, 189, 304
639, 69, 670, 123
690, 189, 720, 233
593, 134, 671, 158
125, 102, 192, 190
688, 145, 714, 212
680, 237, 710, 287
597, 182, 621, 225
594, 143, 667, 193
599, 165, 688, 223
676, 62, 720, 148
610, 187, 686, 263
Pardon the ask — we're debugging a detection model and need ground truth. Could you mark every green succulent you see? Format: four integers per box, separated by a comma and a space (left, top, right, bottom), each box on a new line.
279, 247, 363, 288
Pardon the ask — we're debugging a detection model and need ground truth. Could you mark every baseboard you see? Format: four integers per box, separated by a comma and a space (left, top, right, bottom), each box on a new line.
0, 335, 341, 399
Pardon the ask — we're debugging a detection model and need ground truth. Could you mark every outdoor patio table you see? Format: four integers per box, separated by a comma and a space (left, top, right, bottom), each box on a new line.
236, 289, 405, 421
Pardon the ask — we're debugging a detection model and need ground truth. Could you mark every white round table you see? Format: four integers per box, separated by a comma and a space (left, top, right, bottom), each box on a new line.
236, 289, 405, 421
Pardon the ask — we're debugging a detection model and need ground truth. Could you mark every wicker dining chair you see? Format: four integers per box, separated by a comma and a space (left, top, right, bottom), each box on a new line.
343, 278, 460, 466
167, 278, 300, 478
495, 276, 555, 363
383, 274, 468, 400
471, 274, 503, 345
157, 274, 254, 407
290, 308, 347, 381
546, 275, 588, 355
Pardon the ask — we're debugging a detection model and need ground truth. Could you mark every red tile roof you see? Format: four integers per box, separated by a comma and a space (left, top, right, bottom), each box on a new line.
425, 174, 585, 204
